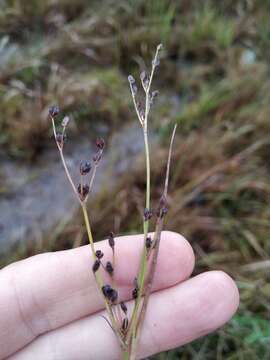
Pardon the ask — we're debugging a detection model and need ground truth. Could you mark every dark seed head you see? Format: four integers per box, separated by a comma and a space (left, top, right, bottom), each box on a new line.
102, 284, 112, 298
143, 208, 153, 221
120, 301, 127, 314
95, 250, 104, 259
77, 184, 89, 201
122, 317, 129, 331
102, 285, 118, 303
132, 288, 138, 299
49, 105, 60, 118
80, 161, 92, 175
92, 259, 100, 273
108, 232, 115, 249
157, 195, 168, 218
110, 289, 118, 303
159, 207, 168, 218
146, 236, 152, 249
105, 261, 114, 275
132, 277, 139, 299
96, 138, 105, 150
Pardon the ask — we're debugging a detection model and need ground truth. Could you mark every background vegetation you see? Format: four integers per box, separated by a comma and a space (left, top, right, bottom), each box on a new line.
0, 0, 270, 358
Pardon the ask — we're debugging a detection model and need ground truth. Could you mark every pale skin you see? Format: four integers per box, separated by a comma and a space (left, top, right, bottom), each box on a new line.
0, 231, 239, 360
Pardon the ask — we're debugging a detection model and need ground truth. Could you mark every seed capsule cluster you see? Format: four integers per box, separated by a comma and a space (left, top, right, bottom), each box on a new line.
80, 161, 91, 175
77, 184, 90, 201
49, 105, 105, 203
145, 236, 152, 249
92, 233, 118, 316
143, 208, 153, 221
95, 250, 104, 259
102, 285, 118, 303
92, 259, 100, 272
106, 261, 114, 275
132, 277, 139, 299
49, 105, 60, 118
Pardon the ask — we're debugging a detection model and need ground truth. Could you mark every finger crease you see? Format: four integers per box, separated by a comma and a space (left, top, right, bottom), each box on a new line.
10, 264, 52, 340
10, 267, 36, 340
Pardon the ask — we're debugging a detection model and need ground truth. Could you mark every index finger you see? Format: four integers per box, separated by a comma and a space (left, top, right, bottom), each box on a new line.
0, 231, 194, 359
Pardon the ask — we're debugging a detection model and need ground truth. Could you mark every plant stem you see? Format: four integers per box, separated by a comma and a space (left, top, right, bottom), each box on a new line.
128, 127, 151, 344
128, 45, 162, 350
139, 130, 151, 282
52, 111, 128, 352
82, 203, 95, 255
129, 333, 138, 360
135, 124, 178, 341
59, 149, 79, 198
144, 130, 151, 216
51, 116, 79, 200
122, 349, 130, 360
137, 130, 151, 289
81, 203, 126, 350
136, 44, 163, 300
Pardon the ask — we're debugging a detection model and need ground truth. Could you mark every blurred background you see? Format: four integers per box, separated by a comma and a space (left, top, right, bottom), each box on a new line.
0, 0, 270, 358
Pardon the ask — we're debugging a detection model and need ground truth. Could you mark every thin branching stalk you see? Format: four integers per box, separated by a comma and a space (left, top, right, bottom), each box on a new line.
51, 44, 177, 360
128, 125, 177, 360
133, 124, 178, 341
51, 116, 79, 199
127, 44, 163, 349
51, 110, 126, 351
81, 203, 95, 256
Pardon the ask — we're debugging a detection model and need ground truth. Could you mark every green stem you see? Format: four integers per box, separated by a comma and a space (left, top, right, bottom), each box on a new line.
144, 129, 151, 215
128, 129, 151, 345
122, 349, 130, 360
132, 124, 178, 347
138, 130, 151, 289
129, 335, 138, 360
82, 203, 95, 255
127, 44, 163, 356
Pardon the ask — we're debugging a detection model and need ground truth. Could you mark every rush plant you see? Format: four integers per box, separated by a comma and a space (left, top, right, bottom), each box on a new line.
49, 44, 177, 360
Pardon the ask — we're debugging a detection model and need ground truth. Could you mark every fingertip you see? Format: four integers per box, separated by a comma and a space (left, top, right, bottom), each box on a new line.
159, 231, 195, 283
191, 271, 239, 335
138, 270, 240, 358
206, 270, 239, 321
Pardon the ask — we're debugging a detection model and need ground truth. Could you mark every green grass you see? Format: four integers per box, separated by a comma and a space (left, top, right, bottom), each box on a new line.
187, 3, 236, 50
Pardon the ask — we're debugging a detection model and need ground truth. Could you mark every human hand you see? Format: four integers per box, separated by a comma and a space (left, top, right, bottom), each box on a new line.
0, 232, 239, 359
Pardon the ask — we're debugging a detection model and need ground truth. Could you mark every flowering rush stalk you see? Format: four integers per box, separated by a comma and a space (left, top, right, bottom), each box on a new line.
50, 44, 177, 360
